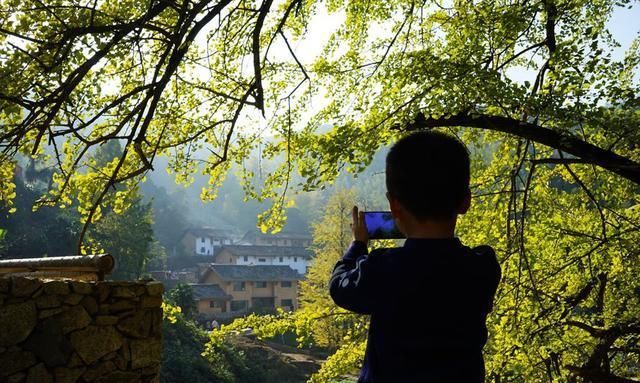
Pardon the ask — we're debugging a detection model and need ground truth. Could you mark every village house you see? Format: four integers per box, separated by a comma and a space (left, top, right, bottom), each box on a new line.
191, 283, 233, 320
154, 227, 313, 325
181, 227, 238, 256
239, 230, 312, 247
192, 264, 302, 322
213, 245, 313, 274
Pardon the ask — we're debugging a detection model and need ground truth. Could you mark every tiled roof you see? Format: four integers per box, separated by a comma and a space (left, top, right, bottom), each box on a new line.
241, 230, 311, 241
190, 284, 230, 300
166, 255, 216, 270
218, 245, 313, 259
185, 227, 237, 239
210, 264, 303, 282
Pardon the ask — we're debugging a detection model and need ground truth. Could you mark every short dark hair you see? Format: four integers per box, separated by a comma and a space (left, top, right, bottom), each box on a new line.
385, 131, 470, 220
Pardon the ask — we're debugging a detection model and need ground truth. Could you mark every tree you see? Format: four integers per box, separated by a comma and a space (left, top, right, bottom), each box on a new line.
2, 1, 640, 381
299, 188, 360, 350
141, 179, 191, 256
161, 302, 269, 383
90, 193, 161, 279
167, 283, 197, 319
0, 163, 79, 258
0, 228, 6, 255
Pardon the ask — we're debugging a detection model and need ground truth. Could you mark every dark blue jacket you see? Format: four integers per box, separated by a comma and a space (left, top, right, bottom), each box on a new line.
330, 238, 501, 383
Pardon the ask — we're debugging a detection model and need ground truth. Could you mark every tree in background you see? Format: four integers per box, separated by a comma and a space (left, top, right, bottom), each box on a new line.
299, 188, 360, 351
91, 194, 161, 279
166, 283, 197, 320
0, 228, 6, 255
141, 180, 191, 257
161, 303, 268, 383
0, 140, 163, 284
0, 163, 79, 258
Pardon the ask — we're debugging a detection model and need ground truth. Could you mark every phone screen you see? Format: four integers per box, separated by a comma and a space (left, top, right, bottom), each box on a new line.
364, 211, 404, 239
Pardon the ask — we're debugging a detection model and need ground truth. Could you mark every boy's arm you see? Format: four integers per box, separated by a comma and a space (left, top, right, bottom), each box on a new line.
487, 250, 501, 312
329, 240, 379, 315
475, 245, 502, 312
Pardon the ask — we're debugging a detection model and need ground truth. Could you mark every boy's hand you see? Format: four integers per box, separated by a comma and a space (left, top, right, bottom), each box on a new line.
351, 206, 369, 245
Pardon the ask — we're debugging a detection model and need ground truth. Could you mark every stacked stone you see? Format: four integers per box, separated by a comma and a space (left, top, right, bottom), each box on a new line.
0, 277, 163, 383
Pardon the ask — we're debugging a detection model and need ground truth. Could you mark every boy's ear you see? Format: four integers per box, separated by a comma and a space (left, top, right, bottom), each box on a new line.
458, 188, 471, 214
387, 193, 401, 219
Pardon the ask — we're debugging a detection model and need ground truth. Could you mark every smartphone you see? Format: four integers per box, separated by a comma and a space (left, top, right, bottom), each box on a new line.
363, 211, 405, 239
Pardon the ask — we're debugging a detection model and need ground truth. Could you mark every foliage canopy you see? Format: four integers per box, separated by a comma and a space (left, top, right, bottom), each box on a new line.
1, 0, 638, 234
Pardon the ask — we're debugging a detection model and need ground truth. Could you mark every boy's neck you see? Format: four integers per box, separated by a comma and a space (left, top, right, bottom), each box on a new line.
403, 217, 457, 239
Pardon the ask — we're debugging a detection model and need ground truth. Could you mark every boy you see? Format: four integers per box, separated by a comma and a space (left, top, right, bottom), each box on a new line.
330, 131, 501, 383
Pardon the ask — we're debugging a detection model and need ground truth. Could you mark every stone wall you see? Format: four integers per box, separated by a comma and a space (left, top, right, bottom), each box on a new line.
0, 277, 163, 383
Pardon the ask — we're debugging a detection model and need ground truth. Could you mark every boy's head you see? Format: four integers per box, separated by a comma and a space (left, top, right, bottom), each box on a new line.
385, 130, 470, 221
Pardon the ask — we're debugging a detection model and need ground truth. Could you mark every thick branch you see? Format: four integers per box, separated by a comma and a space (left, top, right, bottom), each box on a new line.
252, 0, 274, 113
405, 113, 640, 185
543, 0, 557, 53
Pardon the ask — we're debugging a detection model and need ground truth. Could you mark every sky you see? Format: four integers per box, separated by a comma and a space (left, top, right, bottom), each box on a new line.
608, 3, 640, 53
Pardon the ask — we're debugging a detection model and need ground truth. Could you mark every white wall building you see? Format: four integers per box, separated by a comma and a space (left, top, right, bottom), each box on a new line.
181, 228, 236, 256
214, 246, 313, 274
195, 236, 233, 255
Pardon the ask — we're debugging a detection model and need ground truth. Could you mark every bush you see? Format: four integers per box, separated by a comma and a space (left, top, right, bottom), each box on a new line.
161, 306, 266, 383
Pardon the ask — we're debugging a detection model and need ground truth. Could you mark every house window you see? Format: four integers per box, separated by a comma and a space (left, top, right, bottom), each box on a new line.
200, 247, 205, 253
279, 257, 283, 263
230, 300, 248, 311
293, 257, 297, 262
281, 299, 293, 308
281, 281, 292, 288
209, 301, 216, 308
229, 258, 233, 263
256, 281, 267, 288
243, 256, 248, 262
201, 238, 205, 243
258, 258, 266, 263
233, 282, 246, 291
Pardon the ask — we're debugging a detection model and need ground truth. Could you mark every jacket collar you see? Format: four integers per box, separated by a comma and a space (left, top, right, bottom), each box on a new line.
403, 237, 462, 250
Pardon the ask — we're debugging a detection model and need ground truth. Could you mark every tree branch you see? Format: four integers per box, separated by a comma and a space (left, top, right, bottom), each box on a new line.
252, 0, 274, 114
404, 112, 640, 185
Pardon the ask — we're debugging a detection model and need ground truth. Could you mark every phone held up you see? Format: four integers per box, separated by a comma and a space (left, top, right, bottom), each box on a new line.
363, 211, 405, 239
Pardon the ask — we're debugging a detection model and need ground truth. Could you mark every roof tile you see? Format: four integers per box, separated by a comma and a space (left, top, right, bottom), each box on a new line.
210, 264, 303, 281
